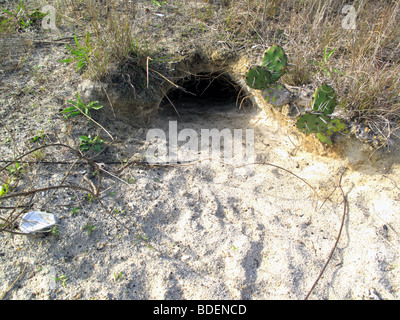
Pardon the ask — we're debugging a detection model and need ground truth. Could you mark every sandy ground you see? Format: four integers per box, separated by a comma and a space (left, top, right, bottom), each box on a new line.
1, 79, 400, 299
1, 6, 400, 300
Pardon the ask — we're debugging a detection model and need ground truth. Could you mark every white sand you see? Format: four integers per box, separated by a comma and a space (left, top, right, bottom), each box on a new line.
1, 92, 400, 300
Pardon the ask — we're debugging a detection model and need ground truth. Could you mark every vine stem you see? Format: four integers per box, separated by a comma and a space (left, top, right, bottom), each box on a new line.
304, 171, 348, 300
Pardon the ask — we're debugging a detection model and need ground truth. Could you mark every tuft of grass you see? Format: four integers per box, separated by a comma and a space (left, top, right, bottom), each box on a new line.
60, 33, 92, 72
61, 0, 159, 80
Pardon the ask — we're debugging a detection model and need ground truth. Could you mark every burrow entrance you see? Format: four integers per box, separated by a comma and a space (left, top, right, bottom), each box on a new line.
158, 71, 252, 116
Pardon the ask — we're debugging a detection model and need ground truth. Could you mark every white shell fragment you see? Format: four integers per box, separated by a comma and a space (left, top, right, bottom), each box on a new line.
19, 211, 59, 234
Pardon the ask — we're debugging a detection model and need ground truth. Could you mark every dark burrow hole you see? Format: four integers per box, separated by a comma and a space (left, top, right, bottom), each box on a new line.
159, 72, 250, 114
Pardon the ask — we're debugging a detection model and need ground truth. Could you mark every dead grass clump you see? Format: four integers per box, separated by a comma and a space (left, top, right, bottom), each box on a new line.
59, 0, 151, 80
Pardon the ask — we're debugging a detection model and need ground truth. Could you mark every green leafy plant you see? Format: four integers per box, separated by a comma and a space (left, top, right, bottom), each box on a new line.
60, 33, 92, 71
84, 224, 97, 236
62, 92, 103, 119
151, 0, 167, 6
0, 182, 10, 197
0, 174, 16, 197
79, 135, 104, 153
19, 9, 47, 29
1, 2, 48, 31
69, 207, 81, 216
7, 162, 24, 176
54, 274, 67, 287
51, 225, 60, 236
31, 130, 45, 143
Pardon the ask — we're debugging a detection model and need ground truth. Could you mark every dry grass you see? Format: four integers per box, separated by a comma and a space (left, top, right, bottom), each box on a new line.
2, 0, 400, 137
225, 0, 400, 137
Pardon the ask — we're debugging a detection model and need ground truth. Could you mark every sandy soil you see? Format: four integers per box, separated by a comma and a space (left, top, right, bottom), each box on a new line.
1, 2, 400, 301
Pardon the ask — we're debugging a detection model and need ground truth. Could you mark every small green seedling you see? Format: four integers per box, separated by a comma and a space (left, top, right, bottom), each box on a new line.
84, 224, 97, 236
32, 130, 45, 143
62, 92, 103, 119
54, 274, 67, 287
0, 176, 15, 197
135, 235, 153, 249
7, 162, 24, 176
85, 193, 94, 202
114, 208, 125, 216
79, 135, 103, 153
51, 225, 60, 236
69, 207, 81, 216
113, 272, 122, 281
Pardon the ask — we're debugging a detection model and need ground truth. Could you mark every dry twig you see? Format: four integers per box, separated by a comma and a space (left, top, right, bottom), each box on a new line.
304, 170, 348, 300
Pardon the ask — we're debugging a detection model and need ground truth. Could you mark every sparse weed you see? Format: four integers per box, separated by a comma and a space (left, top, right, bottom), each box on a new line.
79, 134, 103, 153
113, 271, 122, 281
309, 47, 343, 79
32, 149, 46, 161
54, 274, 67, 287
84, 223, 97, 236
69, 207, 81, 216
7, 162, 24, 176
60, 33, 92, 72
151, 0, 167, 6
1, 1, 48, 32
31, 130, 46, 143
51, 225, 60, 236
62, 92, 103, 119
0, 181, 10, 197
114, 208, 125, 216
